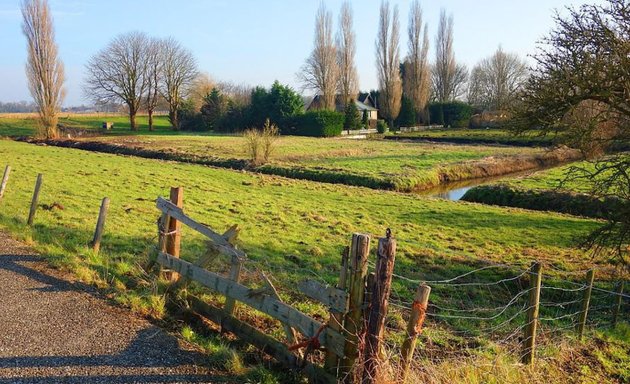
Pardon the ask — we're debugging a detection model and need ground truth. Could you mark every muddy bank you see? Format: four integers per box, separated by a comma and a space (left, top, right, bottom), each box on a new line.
17, 138, 580, 192
462, 185, 622, 219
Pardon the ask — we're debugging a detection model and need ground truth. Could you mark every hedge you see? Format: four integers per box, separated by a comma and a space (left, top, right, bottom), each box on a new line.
282, 110, 344, 137
429, 102, 473, 128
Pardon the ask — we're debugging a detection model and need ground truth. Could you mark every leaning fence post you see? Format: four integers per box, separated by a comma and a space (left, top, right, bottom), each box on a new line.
224, 255, 243, 316
577, 269, 595, 340
325, 246, 349, 375
362, 230, 396, 384
90, 197, 110, 253
612, 280, 625, 327
341, 233, 370, 383
522, 261, 542, 365
0, 165, 10, 201
400, 283, 431, 383
164, 187, 183, 282
27, 173, 43, 226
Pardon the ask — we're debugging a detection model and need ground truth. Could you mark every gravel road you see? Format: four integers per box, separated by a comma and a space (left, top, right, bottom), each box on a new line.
0, 231, 232, 384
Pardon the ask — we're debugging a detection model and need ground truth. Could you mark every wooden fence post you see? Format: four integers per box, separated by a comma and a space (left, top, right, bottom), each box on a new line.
27, 174, 43, 226
521, 261, 542, 365
223, 255, 243, 317
165, 187, 183, 281
341, 233, 370, 383
0, 165, 10, 201
400, 284, 431, 383
90, 197, 110, 253
325, 246, 349, 375
612, 280, 625, 327
577, 269, 595, 340
362, 232, 396, 384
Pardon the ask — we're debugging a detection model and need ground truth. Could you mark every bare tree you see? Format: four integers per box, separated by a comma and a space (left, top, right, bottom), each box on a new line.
145, 38, 162, 131
85, 32, 149, 131
337, 1, 359, 106
299, 3, 339, 110
403, 0, 430, 122
21, 0, 65, 139
468, 47, 528, 110
160, 38, 198, 130
189, 73, 216, 111
376, 1, 402, 127
432, 9, 467, 102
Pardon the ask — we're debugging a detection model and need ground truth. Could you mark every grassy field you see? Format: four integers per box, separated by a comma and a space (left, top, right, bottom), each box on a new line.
0, 114, 175, 136
3, 114, 579, 192
501, 161, 595, 193
0, 139, 626, 382
391, 128, 560, 147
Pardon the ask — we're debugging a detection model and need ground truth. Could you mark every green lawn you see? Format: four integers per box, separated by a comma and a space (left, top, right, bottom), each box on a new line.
0, 139, 624, 381
0, 114, 177, 136
0, 139, 605, 302
502, 161, 596, 193
392, 127, 560, 146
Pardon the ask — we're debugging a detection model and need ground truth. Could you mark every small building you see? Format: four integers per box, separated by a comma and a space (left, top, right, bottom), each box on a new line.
307, 93, 378, 121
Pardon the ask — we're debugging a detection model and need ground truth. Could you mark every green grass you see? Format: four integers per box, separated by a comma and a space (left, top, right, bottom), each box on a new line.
0, 139, 624, 381
0, 114, 180, 136
502, 161, 595, 193
392, 127, 560, 146
80, 133, 547, 191
2, 114, 560, 191
0, 139, 608, 308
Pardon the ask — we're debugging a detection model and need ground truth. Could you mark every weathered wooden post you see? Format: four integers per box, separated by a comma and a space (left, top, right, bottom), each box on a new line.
577, 269, 595, 340
27, 174, 43, 226
362, 230, 396, 384
521, 261, 542, 365
612, 280, 625, 327
90, 197, 110, 253
341, 233, 370, 383
0, 165, 10, 201
400, 283, 431, 383
325, 246, 349, 375
164, 187, 183, 281
223, 255, 243, 316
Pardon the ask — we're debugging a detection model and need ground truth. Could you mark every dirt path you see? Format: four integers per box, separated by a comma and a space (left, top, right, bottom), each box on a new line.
0, 231, 230, 384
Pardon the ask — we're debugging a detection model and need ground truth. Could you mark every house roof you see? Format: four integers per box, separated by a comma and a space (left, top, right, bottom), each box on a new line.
307, 94, 378, 112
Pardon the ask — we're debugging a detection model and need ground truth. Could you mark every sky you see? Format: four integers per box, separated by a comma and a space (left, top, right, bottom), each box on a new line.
0, 0, 602, 106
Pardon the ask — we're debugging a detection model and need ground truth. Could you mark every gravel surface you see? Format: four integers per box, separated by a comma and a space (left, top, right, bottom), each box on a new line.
0, 232, 232, 384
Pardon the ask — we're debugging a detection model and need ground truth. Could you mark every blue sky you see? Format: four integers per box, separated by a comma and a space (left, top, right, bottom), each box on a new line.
0, 0, 601, 106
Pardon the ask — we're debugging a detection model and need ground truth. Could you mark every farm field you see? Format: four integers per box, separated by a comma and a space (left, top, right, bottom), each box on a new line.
390, 127, 560, 147
3, 114, 581, 191
0, 139, 626, 382
0, 113, 174, 136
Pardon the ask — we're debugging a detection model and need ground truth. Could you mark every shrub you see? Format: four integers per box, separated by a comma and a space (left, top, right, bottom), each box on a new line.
429, 102, 473, 128
243, 119, 279, 166
397, 97, 416, 128
377, 120, 389, 134
283, 110, 343, 137
178, 99, 207, 131
343, 101, 361, 130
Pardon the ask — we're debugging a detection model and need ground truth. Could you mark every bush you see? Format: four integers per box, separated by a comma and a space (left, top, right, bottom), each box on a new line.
396, 97, 416, 128
429, 102, 473, 127
283, 110, 343, 137
343, 101, 361, 130
376, 120, 389, 134
243, 119, 279, 165
178, 99, 207, 131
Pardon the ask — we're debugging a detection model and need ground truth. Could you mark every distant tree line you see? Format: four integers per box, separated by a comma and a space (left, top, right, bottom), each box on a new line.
0, 101, 38, 113
299, 0, 530, 129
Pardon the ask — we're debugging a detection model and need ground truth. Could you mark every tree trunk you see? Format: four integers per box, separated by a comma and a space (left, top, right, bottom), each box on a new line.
129, 109, 137, 131
170, 107, 179, 131
148, 109, 154, 131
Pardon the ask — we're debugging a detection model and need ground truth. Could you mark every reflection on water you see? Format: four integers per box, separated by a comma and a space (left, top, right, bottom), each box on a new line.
423, 167, 555, 201
433, 187, 473, 201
